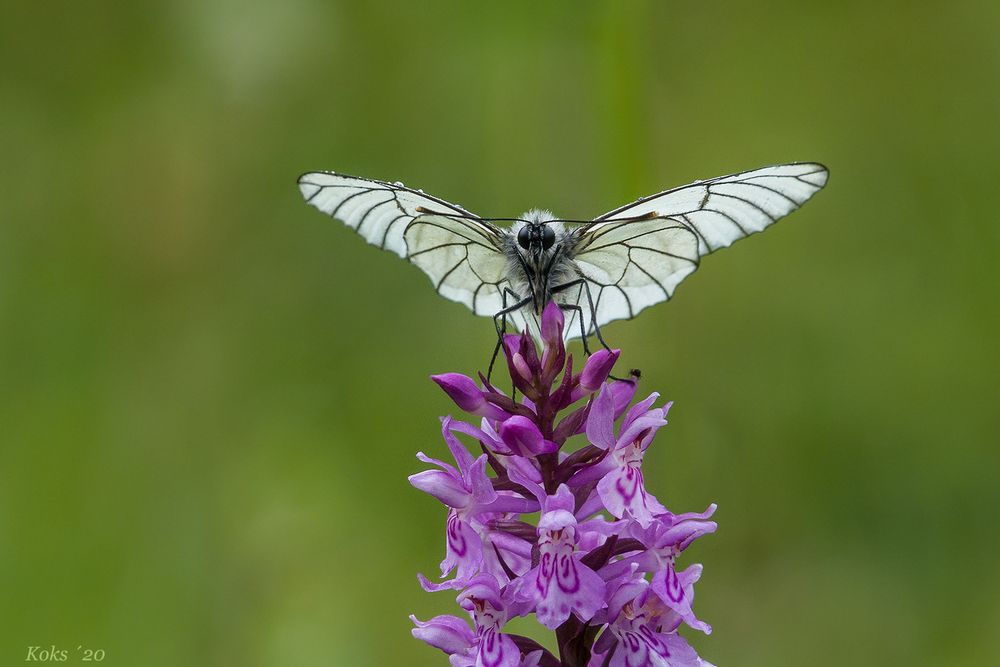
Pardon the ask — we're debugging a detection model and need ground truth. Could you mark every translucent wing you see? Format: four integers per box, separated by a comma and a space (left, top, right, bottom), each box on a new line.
298, 172, 517, 319
564, 162, 828, 335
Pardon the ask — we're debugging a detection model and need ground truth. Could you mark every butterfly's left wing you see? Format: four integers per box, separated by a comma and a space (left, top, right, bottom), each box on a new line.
299, 172, 523, 325
563, 162, 828, 337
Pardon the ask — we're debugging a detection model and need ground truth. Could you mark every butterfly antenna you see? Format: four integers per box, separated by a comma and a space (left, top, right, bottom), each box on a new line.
553, 211, 660, 225
413, 206, 480, 220
414, 207, 531, 225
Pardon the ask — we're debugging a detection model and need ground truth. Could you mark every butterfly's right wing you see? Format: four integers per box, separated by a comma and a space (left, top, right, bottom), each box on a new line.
298, 172, 520, 323
592, 163, 828, 255
560, 217, 701, 338
563, 162, 828, 337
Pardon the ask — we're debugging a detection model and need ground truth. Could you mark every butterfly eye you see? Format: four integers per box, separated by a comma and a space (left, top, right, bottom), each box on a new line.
541, 225, 555, 250
517, 225, 532, 250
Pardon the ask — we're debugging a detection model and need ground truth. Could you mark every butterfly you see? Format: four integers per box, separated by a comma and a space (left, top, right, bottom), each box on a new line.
298, 162, 828, 360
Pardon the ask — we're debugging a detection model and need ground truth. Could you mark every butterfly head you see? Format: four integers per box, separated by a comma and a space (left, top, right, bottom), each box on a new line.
515, 209, 559, 257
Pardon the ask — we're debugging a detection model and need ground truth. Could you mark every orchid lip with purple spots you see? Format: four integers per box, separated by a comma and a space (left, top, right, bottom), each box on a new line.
409, 301, 718, 666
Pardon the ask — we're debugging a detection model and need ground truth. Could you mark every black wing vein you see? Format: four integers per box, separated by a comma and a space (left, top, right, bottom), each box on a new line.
556, 163, 827, 336
298, 171, 510, 320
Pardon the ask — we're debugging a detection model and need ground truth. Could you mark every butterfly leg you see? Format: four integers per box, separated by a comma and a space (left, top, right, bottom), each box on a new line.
551, 279, 637, 383
557, 302, 593, 355
488, 289, 531, 382
550, 279, 612, 353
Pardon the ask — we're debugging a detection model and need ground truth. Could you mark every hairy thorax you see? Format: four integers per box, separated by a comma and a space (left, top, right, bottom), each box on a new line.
503, 210, 577, 314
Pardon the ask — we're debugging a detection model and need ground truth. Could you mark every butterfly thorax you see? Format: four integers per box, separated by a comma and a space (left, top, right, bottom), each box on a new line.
504, 210, 577, 315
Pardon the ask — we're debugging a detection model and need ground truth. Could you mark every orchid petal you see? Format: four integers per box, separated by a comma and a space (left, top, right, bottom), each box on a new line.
410, 614, 475, 655
410, 469, 469, 508
586, 384, 617, 450
500, 416, 554, 455
540, 301, 565, 346
440, 510, 485, 580
533, 552, 606, 629
450, 418, 508, 454
650, 563, 711, 635
477, 627, 520, 667
617, 414, 667, 451
579, 349, 620, 391
433, 373, 508, 420
622, 392, 660, 432
416, 450, 459, 477
442, 416, 476, 472
608, 378, 639, 418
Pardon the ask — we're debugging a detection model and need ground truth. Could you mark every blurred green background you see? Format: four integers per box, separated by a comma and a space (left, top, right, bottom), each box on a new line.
2, 1, 998, 665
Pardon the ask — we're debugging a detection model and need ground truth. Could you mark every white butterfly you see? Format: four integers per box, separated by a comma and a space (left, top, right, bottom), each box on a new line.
297, 163, 828, 346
